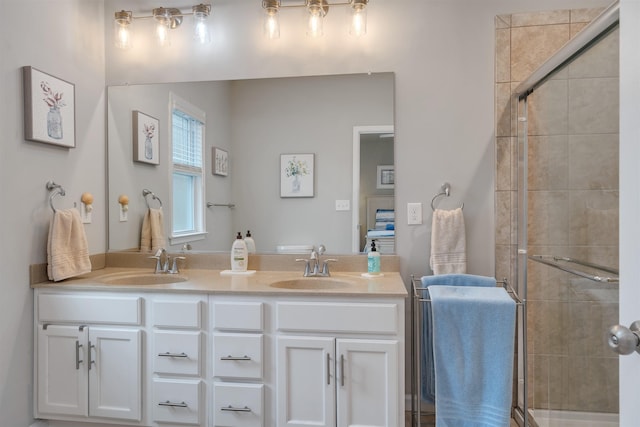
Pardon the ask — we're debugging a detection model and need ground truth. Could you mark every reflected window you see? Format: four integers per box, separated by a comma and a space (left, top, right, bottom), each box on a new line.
171, 95, 205, 242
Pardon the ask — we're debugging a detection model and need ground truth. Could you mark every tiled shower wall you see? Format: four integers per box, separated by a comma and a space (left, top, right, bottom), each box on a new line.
495, 7, 619, 414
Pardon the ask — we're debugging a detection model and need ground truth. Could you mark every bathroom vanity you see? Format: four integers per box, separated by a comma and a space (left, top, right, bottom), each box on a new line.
32, 267, 406, 427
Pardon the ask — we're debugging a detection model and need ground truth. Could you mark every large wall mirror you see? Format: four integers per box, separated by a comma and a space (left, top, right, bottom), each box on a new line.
107, 73, 394, 254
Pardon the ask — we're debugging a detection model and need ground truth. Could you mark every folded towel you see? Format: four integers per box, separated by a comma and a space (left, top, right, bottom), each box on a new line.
140, 208, 166, 253
430, 208, 466, 275
420, 274, 496, 404
430, 285, 516, 427
47, 208, 92, 282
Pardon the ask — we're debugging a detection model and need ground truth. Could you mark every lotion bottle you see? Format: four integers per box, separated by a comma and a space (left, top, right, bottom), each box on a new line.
231, 232, 248, 272
244, 230, 256, 254
367, 240, 381, 274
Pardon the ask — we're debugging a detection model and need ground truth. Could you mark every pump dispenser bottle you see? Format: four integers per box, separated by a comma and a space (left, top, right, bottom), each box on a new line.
231, 232, 248, 272
244, 230, 256, 254
367, 239, 381, 274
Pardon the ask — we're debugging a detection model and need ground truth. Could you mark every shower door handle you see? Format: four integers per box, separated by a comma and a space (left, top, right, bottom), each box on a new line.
607, 321, 640, 355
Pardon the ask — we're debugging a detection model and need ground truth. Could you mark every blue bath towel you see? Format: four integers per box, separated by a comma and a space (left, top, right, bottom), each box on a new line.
420, 274, 496, 404
429, 285, 516, 427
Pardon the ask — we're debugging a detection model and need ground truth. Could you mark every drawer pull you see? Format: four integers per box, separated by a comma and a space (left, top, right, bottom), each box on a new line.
158, 352, 188, 358
158, 400, 188, 408
220, 355, 252, 361
221, 405, 252, 413
75, 341, 83, 370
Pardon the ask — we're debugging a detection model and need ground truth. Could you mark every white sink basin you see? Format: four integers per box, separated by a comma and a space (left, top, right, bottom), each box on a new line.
269, 278, 352, 290
99, 272, 188, 286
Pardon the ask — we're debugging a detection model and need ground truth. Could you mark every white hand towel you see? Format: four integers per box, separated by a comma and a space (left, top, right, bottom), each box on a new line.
430, 207, 466, 275
140, 207, 166, 253
47, 208, 92, 282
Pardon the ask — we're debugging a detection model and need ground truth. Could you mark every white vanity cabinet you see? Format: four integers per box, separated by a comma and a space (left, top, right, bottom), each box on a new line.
275, 300, 402, 427
150, 295, 206, 426
211, 301, 265, 427
35, 292, 143, 423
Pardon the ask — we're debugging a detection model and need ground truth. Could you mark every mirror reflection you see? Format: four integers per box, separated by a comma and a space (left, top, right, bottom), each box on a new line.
107, 73, 394, 254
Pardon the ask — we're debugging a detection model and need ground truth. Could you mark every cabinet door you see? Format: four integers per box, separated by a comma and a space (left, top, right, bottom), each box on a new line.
336, 339, 399, 427
37, 324, 88, 417
276, 336, 335, 427
88, 327, 142, 421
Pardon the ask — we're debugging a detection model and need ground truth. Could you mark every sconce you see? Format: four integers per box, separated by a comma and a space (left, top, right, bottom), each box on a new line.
261, 0, 370, 39
114, 3, 211, 49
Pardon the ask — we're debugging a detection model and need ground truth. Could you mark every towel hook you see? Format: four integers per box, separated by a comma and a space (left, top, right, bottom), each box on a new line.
142, 189, 163, 208
46, 181, 66, 213
430, 182, 464, 211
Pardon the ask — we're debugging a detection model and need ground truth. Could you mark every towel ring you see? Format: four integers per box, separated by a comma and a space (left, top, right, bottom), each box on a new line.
46, 181, 66, 213
142, 189, 163, 208
430, 182, 464, 211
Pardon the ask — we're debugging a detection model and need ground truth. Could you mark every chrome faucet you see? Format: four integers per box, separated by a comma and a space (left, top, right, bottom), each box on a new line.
296, 245, 337, 277
149, 248, 185, 274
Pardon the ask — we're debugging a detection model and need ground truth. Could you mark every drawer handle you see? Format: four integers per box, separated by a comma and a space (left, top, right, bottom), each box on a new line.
221, 405, 252, 413
220, 355, 252, 361
158, 352, 188, 358
158, 400, 188, 408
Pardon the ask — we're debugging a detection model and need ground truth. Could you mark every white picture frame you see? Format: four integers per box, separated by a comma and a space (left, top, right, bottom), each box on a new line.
376, 165, 394, 189
280, 153, 315, 198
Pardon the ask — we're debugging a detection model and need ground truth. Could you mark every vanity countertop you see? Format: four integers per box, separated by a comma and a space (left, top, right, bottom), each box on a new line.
31, 267, 408, 297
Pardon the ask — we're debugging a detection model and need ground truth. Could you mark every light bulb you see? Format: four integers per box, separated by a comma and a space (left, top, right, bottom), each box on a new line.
193, 4, 211, 44
307, 6, 324, 37
114, 11, 132, 49
264, 8, 280, 39
156, 20, 171, 47
350, 2, 367, 37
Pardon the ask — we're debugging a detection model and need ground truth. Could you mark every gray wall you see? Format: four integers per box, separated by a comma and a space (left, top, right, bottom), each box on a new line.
0, 0, 613, 426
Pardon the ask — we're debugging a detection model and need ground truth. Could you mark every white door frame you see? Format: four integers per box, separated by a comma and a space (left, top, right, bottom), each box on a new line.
351, 125, 394, 253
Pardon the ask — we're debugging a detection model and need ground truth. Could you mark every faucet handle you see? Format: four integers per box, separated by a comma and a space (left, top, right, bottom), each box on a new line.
169, 256, 186, 274
148, 255, 163, 273
322, 259, 337, 276
296, 258, 312, 276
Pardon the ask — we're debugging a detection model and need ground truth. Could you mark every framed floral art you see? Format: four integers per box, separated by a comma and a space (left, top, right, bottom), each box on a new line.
133, 110, 160, 165
23, 66, 76, 148
280, 153, 314, 198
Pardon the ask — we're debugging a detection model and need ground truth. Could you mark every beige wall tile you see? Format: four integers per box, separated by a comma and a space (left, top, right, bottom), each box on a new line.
495, 83, 512, 137
569, 27, 619, 78
527, 191, 571, 246
568, 77, 619, 135
495, 190, 511, 245
496, 28, 511, 83
527, 135, 569, 191
495, 14, 511, 29
528, 79, 568, 136
511, 25, 570, 82
568, 133, 619, 191
569, 190, 619, 246
496, 137, 511, 190
566, 356, 618, 412
511, 10, 570, 27
571, 22, 588, 37
571, 7, 605, 23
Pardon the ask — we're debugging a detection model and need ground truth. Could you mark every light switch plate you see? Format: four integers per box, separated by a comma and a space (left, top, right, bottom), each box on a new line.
336, 200, 350, 211
408, 202, 422, 225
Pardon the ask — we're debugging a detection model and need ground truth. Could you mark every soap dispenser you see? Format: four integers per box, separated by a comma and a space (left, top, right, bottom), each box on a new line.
367, 239, 381, 274
244, 230, 256, 254
231, 232, 248, 272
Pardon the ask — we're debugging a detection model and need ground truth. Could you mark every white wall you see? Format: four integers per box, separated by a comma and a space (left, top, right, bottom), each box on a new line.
0, 0, 614, 426
0, 1, 105, 425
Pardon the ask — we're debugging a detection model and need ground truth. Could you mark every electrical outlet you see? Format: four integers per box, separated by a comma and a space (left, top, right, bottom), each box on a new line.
407, 202, 422, 225
335, 200, 350, 211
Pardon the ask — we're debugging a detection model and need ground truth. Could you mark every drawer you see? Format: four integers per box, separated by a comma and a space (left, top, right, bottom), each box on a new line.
213, 302, 263, 331
276, 302, 398, 334
38, 293, 142, 325
213, 334, 263, 379
154, 331, 203, 376
153, 299, 202, 329
213, 382, 263, 427
152, 378, 203, 425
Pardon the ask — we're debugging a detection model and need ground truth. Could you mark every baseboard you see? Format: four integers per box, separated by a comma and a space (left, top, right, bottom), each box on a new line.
30, 421, 48, 427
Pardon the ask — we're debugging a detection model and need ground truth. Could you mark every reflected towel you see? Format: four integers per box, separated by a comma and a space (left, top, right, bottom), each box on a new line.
420, 274, 496, 405
430, 285, 516, 427
47, 208, 92, 282
140, 208, 166, 253
430, 208, 466, 275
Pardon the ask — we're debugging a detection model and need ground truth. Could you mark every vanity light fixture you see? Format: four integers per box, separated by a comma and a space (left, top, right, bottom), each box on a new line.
261, 0, 369, 39
113, 4, 211, 49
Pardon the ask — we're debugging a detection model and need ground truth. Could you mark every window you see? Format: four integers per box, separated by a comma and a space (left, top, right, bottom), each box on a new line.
170, 94, 206, 243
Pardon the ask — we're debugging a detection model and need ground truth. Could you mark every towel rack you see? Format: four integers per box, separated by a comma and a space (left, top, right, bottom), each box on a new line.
142, 189, 163, 208
206, 202, 236, 209
46, 181, 66, 213
430, 182, 464, 211
409, 275, 525, 427
529, 254, 619, 283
